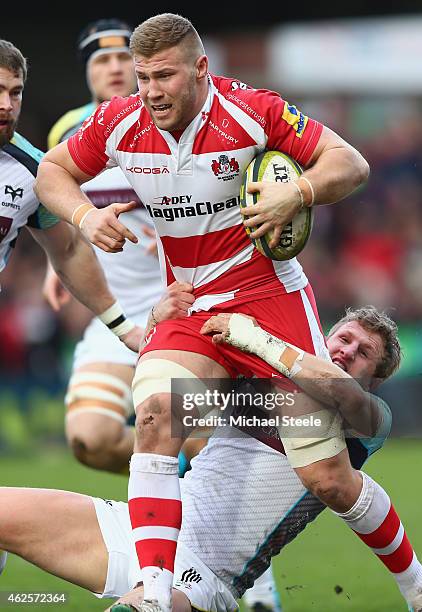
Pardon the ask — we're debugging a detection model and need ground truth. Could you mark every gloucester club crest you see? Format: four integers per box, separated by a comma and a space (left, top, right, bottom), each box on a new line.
211, 154, 239, 181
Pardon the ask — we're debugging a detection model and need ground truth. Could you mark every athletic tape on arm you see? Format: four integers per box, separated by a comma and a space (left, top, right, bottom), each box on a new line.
227, 314, 304, 377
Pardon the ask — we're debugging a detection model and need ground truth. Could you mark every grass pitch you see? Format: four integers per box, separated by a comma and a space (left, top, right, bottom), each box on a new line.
0, 439, 420, 611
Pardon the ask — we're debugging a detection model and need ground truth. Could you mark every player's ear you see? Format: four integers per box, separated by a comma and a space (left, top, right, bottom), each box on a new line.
196, 54, 208, 78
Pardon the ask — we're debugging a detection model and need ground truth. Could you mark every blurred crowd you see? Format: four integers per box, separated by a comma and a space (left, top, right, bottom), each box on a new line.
299, 95, 422, 323
1, 95, 422, 389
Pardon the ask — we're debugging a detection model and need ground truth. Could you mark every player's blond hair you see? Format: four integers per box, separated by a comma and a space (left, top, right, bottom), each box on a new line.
0, 40, 27, 82
328, 306, 402, 380
130, 13, 204, 61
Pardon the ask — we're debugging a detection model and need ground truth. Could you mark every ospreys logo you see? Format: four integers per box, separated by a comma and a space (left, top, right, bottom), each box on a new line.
4, 185, 24, 202
211, 155, 239, 181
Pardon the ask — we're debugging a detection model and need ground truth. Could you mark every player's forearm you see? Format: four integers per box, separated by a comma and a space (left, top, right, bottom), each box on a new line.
34, 160, 93, 223
302, 145, 369, 206
258, 338, 377, 435
290, 355, 379, 436
224, 314, 379, 435
50, 231, 115, 315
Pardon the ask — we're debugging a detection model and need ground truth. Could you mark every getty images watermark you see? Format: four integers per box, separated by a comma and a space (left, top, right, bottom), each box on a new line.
180, 387, 323, 429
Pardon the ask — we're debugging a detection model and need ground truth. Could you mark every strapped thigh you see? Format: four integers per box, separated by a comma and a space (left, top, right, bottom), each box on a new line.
132, 358, 210, 417
65, 372, 133, 424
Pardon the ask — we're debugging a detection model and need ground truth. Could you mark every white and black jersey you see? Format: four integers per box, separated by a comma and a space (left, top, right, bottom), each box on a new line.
0, 133, 58, 273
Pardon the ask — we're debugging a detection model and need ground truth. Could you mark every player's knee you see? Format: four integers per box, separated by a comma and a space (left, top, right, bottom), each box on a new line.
67, 429, 101, 464
134, 393, 170, 437
132, 357, 203, 434
66, 413, 125, 467
64, 371, 133, 465
297, 464, 344, 506
307, 477, 343, 506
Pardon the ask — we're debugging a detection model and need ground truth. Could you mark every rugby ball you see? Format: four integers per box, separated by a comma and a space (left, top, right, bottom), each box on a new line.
239, 150, 313, 260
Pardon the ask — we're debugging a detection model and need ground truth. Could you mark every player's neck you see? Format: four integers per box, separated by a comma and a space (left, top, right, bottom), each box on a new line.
170, 129, 184, 142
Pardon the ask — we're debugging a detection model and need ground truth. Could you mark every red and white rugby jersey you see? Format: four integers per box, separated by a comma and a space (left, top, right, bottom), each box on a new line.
68, 74, 322, 311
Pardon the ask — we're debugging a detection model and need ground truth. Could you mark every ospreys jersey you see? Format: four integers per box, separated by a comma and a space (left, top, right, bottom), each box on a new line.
179, 398, 392, 599
0, 133, 58, 273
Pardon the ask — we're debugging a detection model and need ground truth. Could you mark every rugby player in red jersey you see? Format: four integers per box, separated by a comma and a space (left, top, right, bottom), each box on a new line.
33, 13, 421, 612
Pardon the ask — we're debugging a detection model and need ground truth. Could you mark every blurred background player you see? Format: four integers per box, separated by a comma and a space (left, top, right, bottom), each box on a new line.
44, 19, 166, 473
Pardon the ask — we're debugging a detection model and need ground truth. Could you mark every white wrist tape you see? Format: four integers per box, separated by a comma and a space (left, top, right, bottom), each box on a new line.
300, 176, 315, 206
79, 207, 95, 229
98, 301, 136, 337
292, 181, 305, 210
110, 318, 136, 337
227, 313, 304, 378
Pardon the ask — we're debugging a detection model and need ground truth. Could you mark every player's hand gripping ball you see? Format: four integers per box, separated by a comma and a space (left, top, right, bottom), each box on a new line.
240, 150, 313, 260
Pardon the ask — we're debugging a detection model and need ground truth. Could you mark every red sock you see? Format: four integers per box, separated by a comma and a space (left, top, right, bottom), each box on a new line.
355, 502, 413, 573
128, 453, 181, 610
337, 471, 422, 603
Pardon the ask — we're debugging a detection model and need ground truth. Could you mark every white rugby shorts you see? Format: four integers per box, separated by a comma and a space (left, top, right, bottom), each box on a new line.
73, 317, 139, 370
91, 497, 238, 612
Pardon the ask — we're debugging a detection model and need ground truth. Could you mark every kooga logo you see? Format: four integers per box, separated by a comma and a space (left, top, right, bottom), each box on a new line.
126, 166, 170, 174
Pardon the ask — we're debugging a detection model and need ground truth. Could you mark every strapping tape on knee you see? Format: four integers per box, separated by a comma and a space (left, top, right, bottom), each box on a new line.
132, 358, 210, 417
65, 371, 133, 424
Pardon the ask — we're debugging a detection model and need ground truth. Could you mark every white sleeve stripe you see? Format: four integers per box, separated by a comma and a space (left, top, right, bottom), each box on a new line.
105, 110, 141, 159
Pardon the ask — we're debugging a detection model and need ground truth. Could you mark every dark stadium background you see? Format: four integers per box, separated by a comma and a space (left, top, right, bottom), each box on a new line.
1, 2, 422, 147
0, 7, 422, 611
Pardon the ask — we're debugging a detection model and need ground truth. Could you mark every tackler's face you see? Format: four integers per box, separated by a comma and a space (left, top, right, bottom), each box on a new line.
134, 44, 208, 133
0, 67, 23, 147
327, 321, 385, 390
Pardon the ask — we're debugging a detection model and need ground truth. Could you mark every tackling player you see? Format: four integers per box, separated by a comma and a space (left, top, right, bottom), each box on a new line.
1, 307, 420, 611
33, 13, 380, 612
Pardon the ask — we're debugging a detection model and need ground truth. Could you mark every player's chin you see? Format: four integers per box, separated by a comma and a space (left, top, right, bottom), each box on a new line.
151, 109, 177, 130
0, 127, 14, 147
